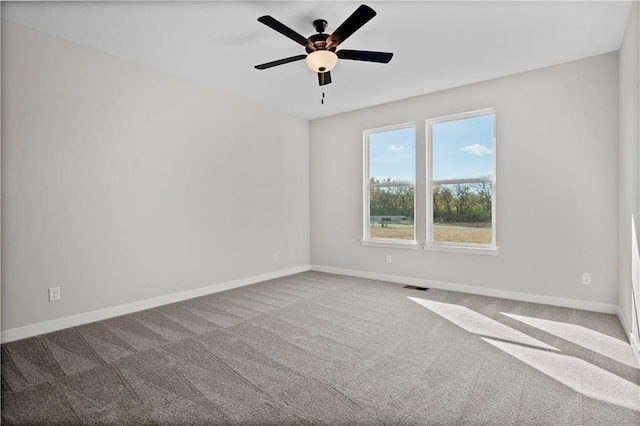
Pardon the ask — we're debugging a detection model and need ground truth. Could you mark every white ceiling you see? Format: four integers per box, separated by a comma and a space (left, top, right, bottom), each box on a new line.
2, 1, 633, 120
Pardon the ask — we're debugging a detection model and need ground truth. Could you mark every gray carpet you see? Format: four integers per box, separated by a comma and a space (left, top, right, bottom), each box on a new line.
2, 271, 639, 425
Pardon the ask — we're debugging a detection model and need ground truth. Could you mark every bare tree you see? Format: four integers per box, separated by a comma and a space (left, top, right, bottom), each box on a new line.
454, 184, 471, 216
477, 182, 492, 215
435, 185, 455, 217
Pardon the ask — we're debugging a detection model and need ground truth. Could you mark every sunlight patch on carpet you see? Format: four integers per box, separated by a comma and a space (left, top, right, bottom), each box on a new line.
408, 297, 558, 351
502, 312, 639, 369
482, 337, 640, 412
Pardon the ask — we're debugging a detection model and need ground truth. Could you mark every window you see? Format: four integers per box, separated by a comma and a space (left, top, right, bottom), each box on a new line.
427, 109, 496, 249
363, 123, 416, 244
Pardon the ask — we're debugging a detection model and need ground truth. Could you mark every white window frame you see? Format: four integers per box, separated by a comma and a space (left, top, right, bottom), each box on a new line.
362, 122, 418, 249
425, 108, 497, 254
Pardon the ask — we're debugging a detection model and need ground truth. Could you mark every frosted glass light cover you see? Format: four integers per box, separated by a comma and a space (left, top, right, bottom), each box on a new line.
305, 50, 338, 72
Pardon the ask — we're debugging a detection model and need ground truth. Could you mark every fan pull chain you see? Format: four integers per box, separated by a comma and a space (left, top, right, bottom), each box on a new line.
321, 90, 325, 105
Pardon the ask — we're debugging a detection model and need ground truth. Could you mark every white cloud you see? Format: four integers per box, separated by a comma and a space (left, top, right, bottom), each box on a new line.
389, 144, 409, 152
462, 144, 492, 155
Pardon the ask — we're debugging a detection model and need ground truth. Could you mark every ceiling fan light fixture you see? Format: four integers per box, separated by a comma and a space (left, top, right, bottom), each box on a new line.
255, 5, 392, 87
305, 50, 338, 73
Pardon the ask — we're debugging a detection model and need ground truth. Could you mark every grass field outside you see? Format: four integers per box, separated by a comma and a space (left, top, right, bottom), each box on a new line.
370, 225, 415, 240
433, 225, 492, 244
370, 223, 492, 244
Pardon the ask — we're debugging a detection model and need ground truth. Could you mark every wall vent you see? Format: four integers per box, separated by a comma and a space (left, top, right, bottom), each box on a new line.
403, 285, 429, 291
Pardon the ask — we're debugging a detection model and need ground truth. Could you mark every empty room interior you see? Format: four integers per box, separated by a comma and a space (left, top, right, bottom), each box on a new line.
2, 0, 640, 424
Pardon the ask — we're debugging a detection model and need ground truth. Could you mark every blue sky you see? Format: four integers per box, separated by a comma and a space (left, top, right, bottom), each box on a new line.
369, 127, 415, 182
369, 114, 494, 182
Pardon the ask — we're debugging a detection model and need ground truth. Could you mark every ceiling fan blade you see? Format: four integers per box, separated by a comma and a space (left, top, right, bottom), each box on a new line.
318, 71, 332, 86
255, 54, 307, 70
337, 49, 393, 63
258, 15, 315, 50
325, 5, 377, 50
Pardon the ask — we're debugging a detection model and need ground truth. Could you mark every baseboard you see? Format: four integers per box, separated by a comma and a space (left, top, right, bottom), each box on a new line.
311, 265, 619, 315
1, 265, 311, 344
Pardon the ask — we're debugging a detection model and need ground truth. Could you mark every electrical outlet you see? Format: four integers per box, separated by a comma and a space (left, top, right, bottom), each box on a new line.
49, 287, 61, 302
273, 252, 279, 262
581, 273, 591, 285
386, 255, 392, 264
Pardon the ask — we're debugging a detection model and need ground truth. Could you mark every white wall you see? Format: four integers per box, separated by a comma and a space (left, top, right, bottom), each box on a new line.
1, 22, 310, 332
310, 52, 619, 307
1, 10, 3, 335
619, 1, 640, 351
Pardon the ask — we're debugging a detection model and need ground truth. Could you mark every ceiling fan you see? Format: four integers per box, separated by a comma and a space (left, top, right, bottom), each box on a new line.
254, 4, 393, 86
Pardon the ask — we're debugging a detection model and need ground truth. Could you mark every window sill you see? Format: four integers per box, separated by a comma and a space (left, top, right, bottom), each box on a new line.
361, 240, 419, 250
422, 243, 499, 256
